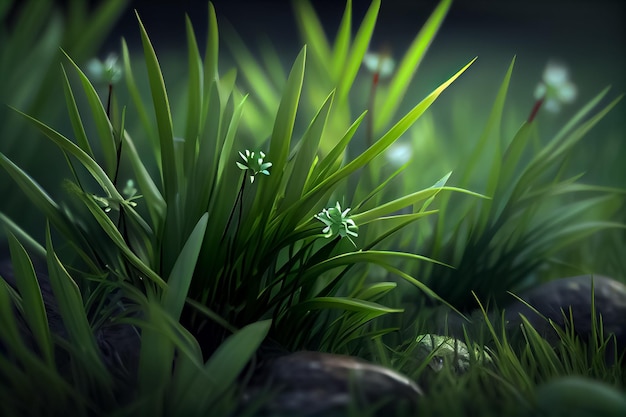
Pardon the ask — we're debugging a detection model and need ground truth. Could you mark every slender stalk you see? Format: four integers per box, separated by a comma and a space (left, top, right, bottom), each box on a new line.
527, 97, 544, 123
106, 83, 113, 119
221, 174, 247, 243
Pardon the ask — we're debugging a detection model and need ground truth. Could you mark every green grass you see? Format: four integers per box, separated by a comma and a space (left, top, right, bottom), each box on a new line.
0, 0, 624, 416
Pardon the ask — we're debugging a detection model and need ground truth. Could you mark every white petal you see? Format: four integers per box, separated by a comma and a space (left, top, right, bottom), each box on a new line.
379, 56, 395, 78
544, 99, 561, 113
363, 52, 380, 72
543, 61, 569, 86
534, 83, 547, 100
557, 82, 577, 103
386, 142, 412, 166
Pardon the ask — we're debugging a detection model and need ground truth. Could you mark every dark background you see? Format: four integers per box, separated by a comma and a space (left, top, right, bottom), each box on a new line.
103, 0, 625, 111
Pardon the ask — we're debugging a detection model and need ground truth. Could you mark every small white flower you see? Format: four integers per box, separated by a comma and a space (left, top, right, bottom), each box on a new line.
363, 51, 395, 79
533, 61, 577, 113
314, 201, 359, 247
123, 179, 137, 198
87, 53, 123, 84
237, 150, 272, 183
386, 141, 413, 166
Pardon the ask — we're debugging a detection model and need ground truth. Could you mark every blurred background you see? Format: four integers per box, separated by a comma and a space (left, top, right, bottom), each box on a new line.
2, 0, 624, 282
32, 0, 626, 182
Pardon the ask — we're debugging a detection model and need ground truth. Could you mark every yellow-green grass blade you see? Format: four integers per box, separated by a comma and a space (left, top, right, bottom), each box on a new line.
513, 92, 622, 204
299, 250, 450, 282
375, 0, 452, 133
223, 22, 278, 115
309, 110, 367, 189
293, 0, 333, 75
361, 211, 439, 251
461, 57, 514, 189
282, 90, 334, 209
474, 58, 516, 234
280, 61, 474, 234
497, 121, 535, 201
331, 0, 352, 79
290, 297, 403, 315
354, 282, 397, 302
352, 185, 485, 226
353, 159, 411, 212
336, 0, 380, 104
314, 59, 476, 202
253, 46, 306, 220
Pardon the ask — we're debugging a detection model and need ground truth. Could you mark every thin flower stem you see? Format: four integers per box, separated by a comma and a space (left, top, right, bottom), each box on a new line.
235, 176, 245, 244
106, 83, 113, 119
221, 174, 247, 243
112, 135, 123, 186
527, 97, 544, 123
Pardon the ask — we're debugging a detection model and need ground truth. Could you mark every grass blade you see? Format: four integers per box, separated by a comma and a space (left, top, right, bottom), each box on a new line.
375, 0, 452, 132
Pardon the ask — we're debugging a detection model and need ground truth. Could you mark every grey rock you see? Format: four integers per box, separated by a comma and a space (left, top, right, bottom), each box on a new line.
435, 275, 626, 358
415, 334, 492, 374
503, 275, 626, 352
242, 351, 423, 416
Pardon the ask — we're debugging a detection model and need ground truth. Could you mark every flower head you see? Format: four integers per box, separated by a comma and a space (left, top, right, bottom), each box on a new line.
87, 53, 123, 84
386, 141, 413, 166
236, 150, 272, 183
363, 51, 395, 80
533, 61, 577, 113
93, 179, 142, 213
314, 202, 359, 247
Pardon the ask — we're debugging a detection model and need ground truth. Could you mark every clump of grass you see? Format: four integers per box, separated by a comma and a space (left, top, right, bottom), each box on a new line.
394, 57, 624, 311
1, 0, 624, 415
0, 0, 479, 414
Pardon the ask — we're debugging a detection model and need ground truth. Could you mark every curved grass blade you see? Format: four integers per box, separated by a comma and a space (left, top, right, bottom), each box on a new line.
7, 233, 54, 366
282, 90, 334, 208
60, 64, 94, 158
62, 50, 117, 178
183, 14, 203, 170
313, 59, 476, 200
375, 0, 452, 133
253, 46, 306, 219
44, 223, 114, 395
136, 11, 177, 203
336, 0, 380, 104
162, 213, 208, 320
174, 320, 271, 414
290, 297, 403, 314
8, 109, 123, 200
